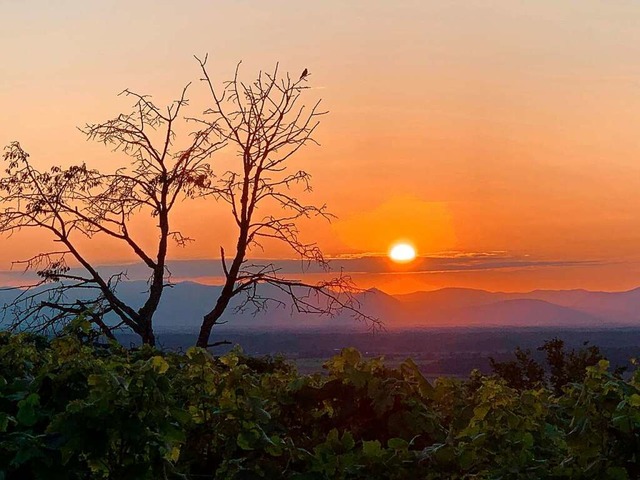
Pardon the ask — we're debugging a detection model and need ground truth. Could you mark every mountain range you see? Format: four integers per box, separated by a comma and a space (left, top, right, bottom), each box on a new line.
3, 281, 639, 331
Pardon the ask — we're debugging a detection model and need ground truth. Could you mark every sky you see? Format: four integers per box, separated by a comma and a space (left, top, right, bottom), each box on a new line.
2, 0, 640, 294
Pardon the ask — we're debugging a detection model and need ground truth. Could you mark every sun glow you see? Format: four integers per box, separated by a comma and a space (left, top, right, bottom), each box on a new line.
389, 243, 416, 263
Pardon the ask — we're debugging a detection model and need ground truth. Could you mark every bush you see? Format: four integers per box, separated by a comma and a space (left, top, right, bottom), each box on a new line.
1, 327, 640, 479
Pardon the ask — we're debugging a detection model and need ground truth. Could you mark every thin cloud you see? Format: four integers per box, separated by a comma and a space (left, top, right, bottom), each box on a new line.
0, 253, 607, 285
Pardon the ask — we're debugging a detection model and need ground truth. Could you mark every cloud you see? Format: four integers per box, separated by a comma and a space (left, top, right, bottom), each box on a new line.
321, 252, 601, 275
0, 252, 604, 286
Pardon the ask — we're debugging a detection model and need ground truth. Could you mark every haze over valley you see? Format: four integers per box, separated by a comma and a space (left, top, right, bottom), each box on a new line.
3, 277, 639, 332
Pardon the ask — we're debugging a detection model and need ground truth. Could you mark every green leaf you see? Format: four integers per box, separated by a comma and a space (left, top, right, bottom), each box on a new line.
287, 376, 307, 391
326, 428, 340, 446
220, 352, 239, 368
237, 432, 253, 451
400, 358, 434, 398
613, 414, 631, 433
186, 346, 209, 364
0, 413, 9, 432
265, 436, 284, 457
342, 431, 355, 451
163, 424, 186, 444
387, 438, 408, 451
629, 393, 640, 407
605, 467, 629, 480
458, 449, 475, 470
473, 403, 490, 420
237, 429, 260, 451
362, 440, 383, 458
166, 446, 181, 463
151, 356, 169, 374
16, 393, 39, 427
11, 439, 44, 467
434, 445, 456, 464
249, 397, 271, 423
341, 348, 362, 368
325, 348, 362, 373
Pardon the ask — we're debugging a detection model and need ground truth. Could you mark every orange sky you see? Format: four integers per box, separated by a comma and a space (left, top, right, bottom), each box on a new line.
2, 1, 640, 294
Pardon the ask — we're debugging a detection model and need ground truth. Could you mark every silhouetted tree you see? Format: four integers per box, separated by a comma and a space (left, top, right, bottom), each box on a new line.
194, 56, 376, 348
490, 338, 606, 393
0, 86, 222, 345
538, 338, 604, 394
1, 58, 377, 347
489, 347, 545, 391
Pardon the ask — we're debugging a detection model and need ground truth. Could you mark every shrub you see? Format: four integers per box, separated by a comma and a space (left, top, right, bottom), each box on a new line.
1, 328, 639, 479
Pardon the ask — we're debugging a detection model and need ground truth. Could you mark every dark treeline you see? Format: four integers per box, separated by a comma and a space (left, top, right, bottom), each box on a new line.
125, 328, 640, 376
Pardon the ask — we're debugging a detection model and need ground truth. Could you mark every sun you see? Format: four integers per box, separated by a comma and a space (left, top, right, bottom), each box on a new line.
389, 243, 416, 263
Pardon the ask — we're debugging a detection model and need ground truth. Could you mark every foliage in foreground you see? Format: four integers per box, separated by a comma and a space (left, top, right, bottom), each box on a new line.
1, 324, 640, 479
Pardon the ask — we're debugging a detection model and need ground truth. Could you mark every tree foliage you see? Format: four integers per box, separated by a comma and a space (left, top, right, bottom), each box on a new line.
490, 337, 613, 394
1, 328, 640, 479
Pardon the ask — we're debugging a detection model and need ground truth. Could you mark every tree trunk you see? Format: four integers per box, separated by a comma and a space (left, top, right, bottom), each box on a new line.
196, 287, 234, 348
141, 318, 156, 346
198, 222, 249, 348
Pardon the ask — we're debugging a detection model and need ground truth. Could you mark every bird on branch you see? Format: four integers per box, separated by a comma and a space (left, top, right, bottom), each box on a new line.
299, 68, 309, 80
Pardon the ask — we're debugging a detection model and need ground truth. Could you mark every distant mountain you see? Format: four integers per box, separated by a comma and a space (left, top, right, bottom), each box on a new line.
522, 288, 640, 322
390, 287, 640, 328
1, 281, 639, 331
151, 283, 637, 330
440, 299, 605, 328
394, 288, 508, 320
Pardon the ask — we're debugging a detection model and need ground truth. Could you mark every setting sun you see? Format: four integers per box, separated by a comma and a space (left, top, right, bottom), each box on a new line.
389, 243, 417, 263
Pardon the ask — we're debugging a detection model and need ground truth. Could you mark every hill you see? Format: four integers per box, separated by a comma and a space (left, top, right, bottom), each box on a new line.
1, 281, 639, 331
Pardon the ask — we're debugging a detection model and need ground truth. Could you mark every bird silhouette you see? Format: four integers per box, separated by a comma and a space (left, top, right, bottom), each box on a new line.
299, 68, 309, 80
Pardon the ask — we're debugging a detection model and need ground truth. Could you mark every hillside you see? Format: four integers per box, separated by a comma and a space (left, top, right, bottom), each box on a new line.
2, 281, 640, 332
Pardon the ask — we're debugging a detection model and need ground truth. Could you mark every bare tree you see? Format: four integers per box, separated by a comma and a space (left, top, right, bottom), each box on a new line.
194, 56, 377, 348
0, 86, 222, 345
1, 58, 377, 347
